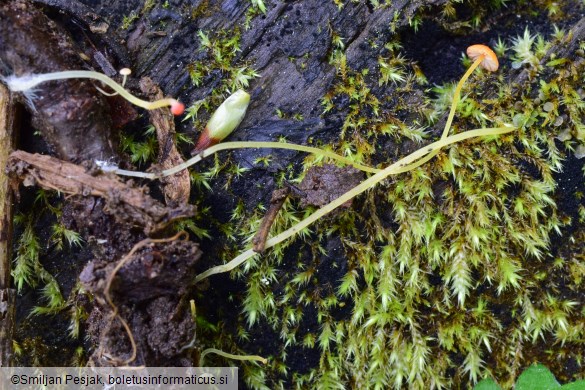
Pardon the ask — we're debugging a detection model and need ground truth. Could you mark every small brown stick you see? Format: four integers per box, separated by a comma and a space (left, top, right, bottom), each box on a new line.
0, 84, 16, 367
7, 151, 195, 234
101, 231, 188, 365
252, 188, 290, 253
140, 77, 190, 205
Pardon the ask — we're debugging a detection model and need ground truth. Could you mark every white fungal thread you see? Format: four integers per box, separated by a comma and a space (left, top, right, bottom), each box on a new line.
95, 160, 120, 172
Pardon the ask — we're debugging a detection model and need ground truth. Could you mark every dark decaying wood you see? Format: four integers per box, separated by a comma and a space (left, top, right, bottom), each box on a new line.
0, 83, 16, 367
28, 0, 132, 71
0, 0, 118, 162
116, 0, 447, 129
80, 233, 201, 366
1, 0, 583, 373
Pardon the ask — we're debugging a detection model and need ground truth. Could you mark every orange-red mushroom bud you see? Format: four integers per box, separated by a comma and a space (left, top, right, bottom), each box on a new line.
170, 100, 185, 116
466, 44, 499, 72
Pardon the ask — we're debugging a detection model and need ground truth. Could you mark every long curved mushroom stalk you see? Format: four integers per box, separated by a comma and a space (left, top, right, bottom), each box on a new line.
192, 44, 506, 282
2, 70, 185, 115
113, 44, 501, 179
106, 44, 512, 283
398, 44, 500, 174
199, 348, 268, 367
194, 124, 515, 283
111, 141, 382, 178
441, 45, 499, 142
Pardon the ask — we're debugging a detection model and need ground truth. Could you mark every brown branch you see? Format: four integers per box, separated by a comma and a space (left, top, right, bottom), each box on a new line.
7, 151, 195, 235
252, 188, 290, 253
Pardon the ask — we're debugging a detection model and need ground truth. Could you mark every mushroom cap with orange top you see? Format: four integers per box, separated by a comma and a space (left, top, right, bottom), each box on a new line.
466, 44, 499, 72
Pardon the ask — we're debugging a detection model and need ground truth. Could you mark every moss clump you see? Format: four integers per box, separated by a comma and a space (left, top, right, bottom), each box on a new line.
11, 190, 89, 365
184, 29, 260, 130
194, 16, 585, 389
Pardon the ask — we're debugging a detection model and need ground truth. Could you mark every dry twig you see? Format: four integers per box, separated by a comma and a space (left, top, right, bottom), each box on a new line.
252, 188, 290, 252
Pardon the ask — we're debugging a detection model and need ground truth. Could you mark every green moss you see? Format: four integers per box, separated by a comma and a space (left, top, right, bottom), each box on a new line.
120, 11, 139, 30
12, 191, 89, 344
192, 21, 585, 389
184, 29, 260, 132
177, 0, 585, 386
120, 124, 158, 166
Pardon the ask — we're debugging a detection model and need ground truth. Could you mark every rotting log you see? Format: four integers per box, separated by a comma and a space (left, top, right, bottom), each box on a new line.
25, 0, 447, 132
107, 0, 448, 127
3, 0, 583, 374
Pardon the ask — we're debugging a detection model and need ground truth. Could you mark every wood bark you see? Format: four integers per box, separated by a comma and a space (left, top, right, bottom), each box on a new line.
0, 82, 16, 367
140, 77, 190, 205
25, 0, 445, 132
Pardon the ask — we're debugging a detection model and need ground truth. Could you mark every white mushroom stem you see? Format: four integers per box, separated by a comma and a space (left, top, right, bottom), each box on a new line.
3, 70, 180, 112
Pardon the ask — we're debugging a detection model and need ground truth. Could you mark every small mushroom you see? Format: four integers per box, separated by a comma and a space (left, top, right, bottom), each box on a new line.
170, 99, 185, 116
438, 44, 501, 146
119, 67, 132, 86
466, 44, 499, 72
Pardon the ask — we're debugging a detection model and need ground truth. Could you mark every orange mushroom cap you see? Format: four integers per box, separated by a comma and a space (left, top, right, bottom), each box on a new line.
466, 44, 499, 72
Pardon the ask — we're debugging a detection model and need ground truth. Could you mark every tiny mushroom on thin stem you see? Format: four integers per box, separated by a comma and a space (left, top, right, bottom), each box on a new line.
395, 44, 502, 174
441, 44, 500, 144
466, 44, 499, 72
119, 67, 131, 87
94, 67, 132, 96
